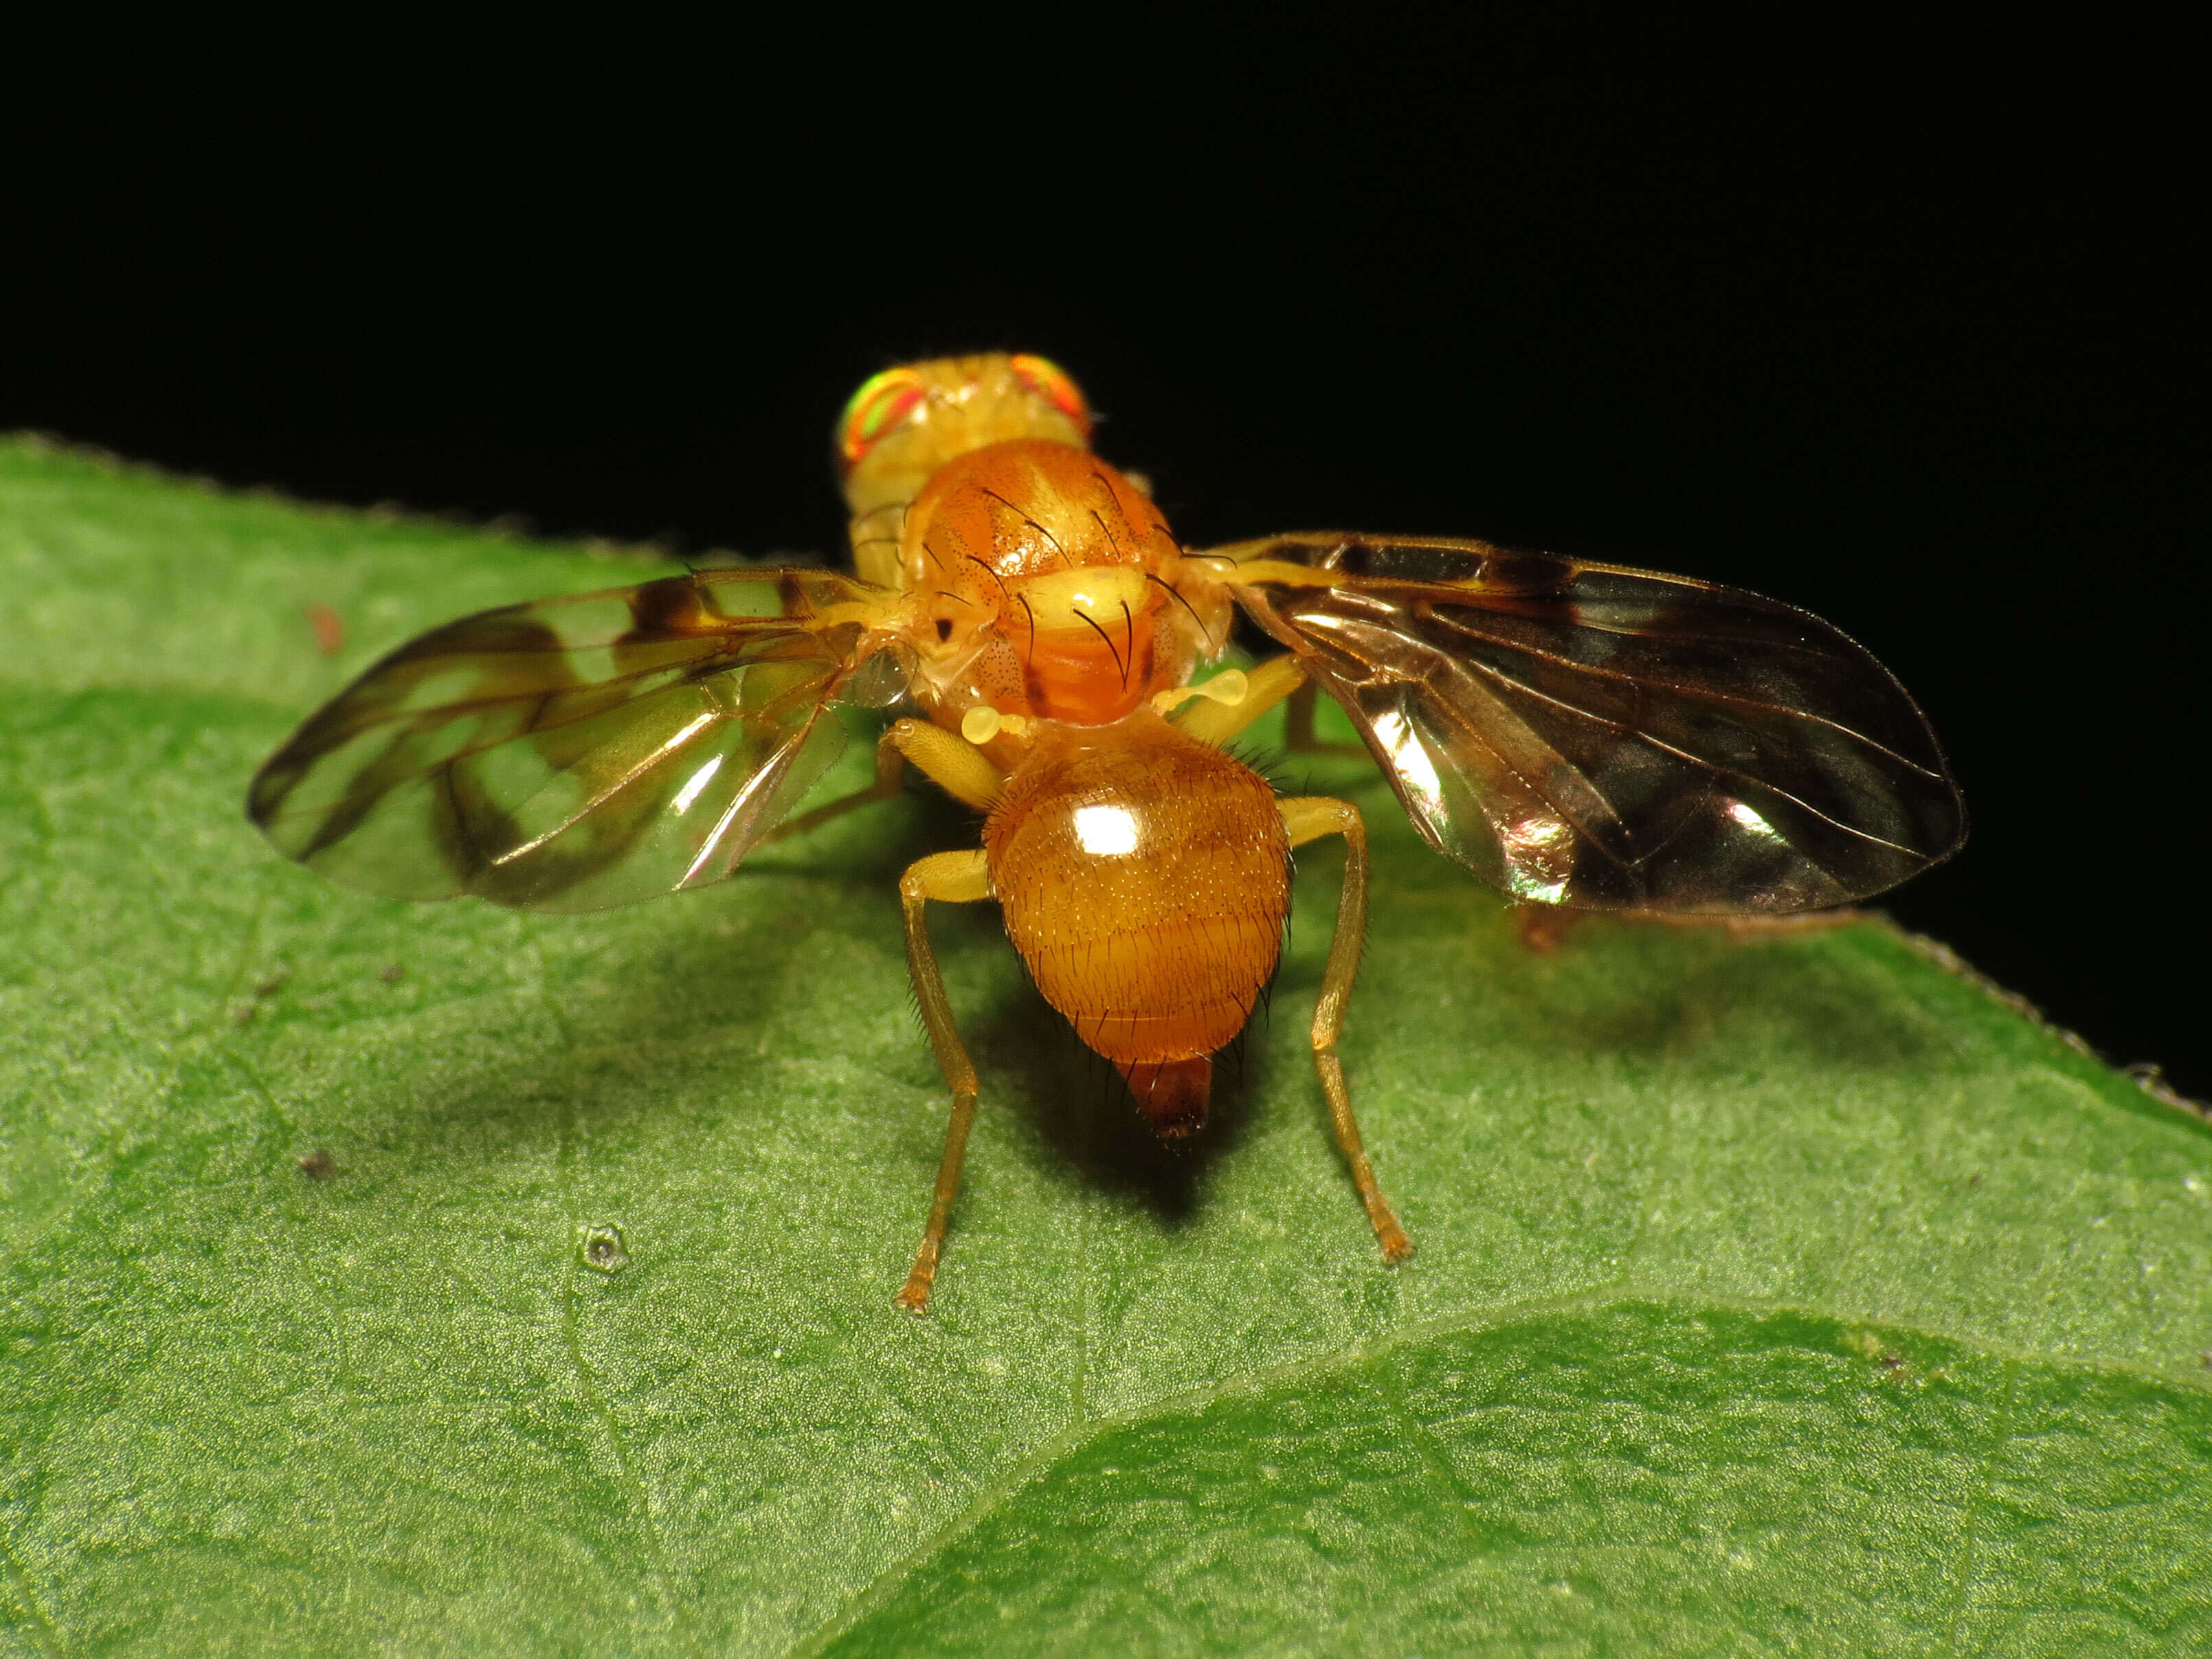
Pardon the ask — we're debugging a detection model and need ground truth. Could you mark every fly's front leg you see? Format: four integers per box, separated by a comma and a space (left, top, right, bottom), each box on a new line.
895, 847, 993, 1313
1277, 795, 1414, 1263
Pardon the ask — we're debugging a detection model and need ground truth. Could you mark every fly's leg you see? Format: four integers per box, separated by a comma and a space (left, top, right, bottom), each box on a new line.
895, 847, 994, 1313
769, 717, 1005, 1311
1168, 655, 1368, 760
1277, 795, 1414, 1262
1168, 653, 1307, 748
763, 717, 1005, 844
1284, 680, 1368, 759
881, 717, 1005, 810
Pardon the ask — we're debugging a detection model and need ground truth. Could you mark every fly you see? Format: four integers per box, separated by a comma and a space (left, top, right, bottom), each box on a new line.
248, 352, 1964, 1312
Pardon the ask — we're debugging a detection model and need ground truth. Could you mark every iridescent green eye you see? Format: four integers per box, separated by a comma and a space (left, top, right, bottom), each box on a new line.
1009, 353, 1092, 436
836, 367, 928, 469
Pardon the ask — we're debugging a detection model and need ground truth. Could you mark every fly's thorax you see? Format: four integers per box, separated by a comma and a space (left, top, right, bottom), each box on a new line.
983, 713, 1289, 1102
898, 438, 1174, 591
889, 440, 1229, 732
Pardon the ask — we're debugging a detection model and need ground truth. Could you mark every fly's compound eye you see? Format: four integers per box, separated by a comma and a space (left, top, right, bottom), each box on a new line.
836, 366, 928, 473
1008, 353, 1093, 438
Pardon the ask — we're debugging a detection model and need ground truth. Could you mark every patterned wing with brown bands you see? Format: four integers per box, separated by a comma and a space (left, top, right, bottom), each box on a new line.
248, 568, 906, 912
1209, 533, 1964, 915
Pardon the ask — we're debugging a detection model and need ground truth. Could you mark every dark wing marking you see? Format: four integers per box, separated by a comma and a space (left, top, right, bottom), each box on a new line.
1206, 533, 1964, 913
248, 569, 907, 912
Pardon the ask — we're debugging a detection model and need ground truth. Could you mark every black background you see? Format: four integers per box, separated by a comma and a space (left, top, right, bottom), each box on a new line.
8, 23, 2204, 1094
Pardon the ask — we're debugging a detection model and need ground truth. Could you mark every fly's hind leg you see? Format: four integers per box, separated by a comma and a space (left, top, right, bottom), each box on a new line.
895, 847, 994, 1313
1278, 795, 1414, 1262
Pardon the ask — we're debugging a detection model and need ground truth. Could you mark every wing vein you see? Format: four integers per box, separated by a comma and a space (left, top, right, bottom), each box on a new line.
487, 709, 725, 869
1414, 605, 1943, 776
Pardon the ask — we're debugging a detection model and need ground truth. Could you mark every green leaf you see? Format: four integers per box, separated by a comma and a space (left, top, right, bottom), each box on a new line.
3, 435, 2209, 1656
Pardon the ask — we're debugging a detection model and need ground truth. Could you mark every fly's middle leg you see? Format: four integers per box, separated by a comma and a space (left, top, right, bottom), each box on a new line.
1277, 794, 1414, 1263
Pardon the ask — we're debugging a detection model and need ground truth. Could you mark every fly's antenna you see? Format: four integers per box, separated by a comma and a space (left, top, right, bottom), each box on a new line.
1146, 571, 1214, 649
1074, 607, 1127, 684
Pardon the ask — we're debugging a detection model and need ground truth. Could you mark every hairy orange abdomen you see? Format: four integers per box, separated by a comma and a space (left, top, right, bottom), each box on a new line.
983, 714, 1288, 1133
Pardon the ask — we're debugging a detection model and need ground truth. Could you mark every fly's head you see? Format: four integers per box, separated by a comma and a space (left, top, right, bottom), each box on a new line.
836, 353, 1092, 522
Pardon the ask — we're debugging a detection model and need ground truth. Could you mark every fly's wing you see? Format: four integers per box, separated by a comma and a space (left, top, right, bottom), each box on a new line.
1208, 533, 1963, 914
248, 568, 909, 913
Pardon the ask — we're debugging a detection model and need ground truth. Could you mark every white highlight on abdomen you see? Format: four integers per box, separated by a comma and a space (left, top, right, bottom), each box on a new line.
1073, 804, 1140, 856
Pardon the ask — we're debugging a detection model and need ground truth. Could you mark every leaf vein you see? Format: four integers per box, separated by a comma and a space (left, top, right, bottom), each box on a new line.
787, 1285, 2211, 1656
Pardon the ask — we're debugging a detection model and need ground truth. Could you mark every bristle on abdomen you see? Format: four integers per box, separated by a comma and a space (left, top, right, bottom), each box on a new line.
1124, 1055, 1212, 1137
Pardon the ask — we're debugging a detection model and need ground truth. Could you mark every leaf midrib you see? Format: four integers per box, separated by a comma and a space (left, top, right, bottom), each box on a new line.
787, 1282, 2212, 1657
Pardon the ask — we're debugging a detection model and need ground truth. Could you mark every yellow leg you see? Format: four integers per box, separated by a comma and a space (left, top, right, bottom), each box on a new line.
1172, 653, 1308, 748
1172, 655, 1366, 759
884, 718, 1006, 811
763, 717, 1006, 845
895, 847, 994, 1313
1278, 796, 1414, 1263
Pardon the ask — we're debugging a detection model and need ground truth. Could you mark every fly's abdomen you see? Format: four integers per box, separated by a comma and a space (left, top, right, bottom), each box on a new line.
983, 717, 1289, 1133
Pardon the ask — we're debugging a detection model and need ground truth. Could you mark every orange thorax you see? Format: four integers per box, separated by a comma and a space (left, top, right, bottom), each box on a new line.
899, 440, 1194, 726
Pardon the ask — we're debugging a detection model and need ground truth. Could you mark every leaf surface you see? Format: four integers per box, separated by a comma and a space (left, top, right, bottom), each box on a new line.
3, 437, 2209, 1656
